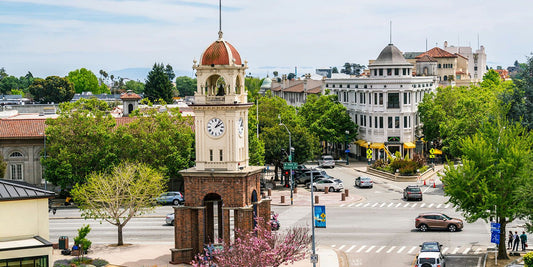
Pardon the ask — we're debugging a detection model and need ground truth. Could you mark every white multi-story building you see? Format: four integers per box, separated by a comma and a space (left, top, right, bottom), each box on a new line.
326, 43, 437, 160
442, 41, 487, 82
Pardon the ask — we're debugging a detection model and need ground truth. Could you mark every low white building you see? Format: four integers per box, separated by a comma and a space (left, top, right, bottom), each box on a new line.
326, 43, 437, 160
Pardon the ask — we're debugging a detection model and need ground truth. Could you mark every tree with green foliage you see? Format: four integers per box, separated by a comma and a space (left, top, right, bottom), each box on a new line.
248, 106, 265, 166
287, 73, 295, 80
144, 63, 173, 103
28, 76, 75, 104
73, 225, 92, 253
332, 67, 339, 73
245, 77, 263, 102
175, 76, 196, 97
298, 94, 358, 155
164, 64, 175, 82
441, 118, 533, 259
71, 162, 166, 246
0, 154, 6, 178
0, 76, 19, 94
68, 68, 108, 94
124, 80, 145, 94
506, 56, 533, 130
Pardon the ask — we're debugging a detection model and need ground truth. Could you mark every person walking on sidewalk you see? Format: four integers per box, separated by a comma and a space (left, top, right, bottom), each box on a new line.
521, 231, 528, 251
513, 231, 520, 251
509, 231, 514, 249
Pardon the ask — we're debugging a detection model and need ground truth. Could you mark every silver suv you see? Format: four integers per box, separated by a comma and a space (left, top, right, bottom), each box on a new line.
311, 178, 344, 192
415, 251, 446, 267
318, 155, 335, 168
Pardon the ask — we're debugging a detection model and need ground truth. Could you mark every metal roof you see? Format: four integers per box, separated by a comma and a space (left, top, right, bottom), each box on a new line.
0, 179, 55, 201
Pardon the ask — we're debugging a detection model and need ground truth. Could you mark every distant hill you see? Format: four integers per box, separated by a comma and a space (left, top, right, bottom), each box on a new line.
109, 68, 193, 82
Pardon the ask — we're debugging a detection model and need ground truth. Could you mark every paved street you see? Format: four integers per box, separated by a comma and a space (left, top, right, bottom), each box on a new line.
48, 162, 497, 266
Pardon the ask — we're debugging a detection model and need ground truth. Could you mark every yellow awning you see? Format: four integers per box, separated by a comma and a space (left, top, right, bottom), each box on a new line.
355, 140, 369, 148
403, 142, 416, 149
433, 149, 443, 155
369, 143, 385, 149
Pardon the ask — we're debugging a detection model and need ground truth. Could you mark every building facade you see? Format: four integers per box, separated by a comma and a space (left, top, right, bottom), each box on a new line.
442, 41, 487, 82
326, 44, 437, 160
269, 74, 324, 107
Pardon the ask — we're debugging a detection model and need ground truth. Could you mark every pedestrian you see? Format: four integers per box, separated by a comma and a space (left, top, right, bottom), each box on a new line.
521, 231, 528, 251
509, 230, 514, 249
513, 231, 520, 251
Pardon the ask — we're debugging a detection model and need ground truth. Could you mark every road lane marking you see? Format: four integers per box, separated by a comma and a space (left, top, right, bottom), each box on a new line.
338, 245, 346, 250
397, 246, 406, 253
356, 245, 367, 253
395, 203, 402, 207
365, 245, 375, 253
345, 245, 356, 253
386, 246, 396, 253
462, 247, 470, 254
428, 203, 434, 208
420, 203, 426, 208
408, 246, 417, 254
387, 203, 393, 207
436, 204, 442, 208
375, 246, 386, 253
372, 203, 378, 207
356, 203, 363, 207
403, 203, 410, 207
379, 203, 386, 207
452, 247, 460, 254
364, 203, 371, 207
411, 203, 418, 208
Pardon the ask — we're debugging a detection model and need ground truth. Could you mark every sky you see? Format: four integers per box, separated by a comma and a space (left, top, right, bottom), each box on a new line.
0, 0, 532, 80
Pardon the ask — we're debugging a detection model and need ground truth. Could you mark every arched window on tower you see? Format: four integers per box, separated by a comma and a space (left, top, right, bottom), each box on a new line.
216, 76, 226, 96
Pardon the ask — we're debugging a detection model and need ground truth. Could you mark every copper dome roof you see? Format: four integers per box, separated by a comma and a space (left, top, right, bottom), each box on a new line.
200, 36, 242, 66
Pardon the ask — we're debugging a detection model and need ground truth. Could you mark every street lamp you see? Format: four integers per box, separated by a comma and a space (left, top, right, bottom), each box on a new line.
345, 130, 350, 165
279, 115, 294, 205
310, 171, 317, 267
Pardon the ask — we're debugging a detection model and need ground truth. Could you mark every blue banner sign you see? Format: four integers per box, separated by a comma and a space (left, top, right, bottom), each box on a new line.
314, 205, 326, 228
491, 222, 500, 244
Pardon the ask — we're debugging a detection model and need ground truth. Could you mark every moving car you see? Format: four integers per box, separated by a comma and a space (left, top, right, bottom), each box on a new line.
296, 170, 330, 184
355, 177, 373, 188
311, 178, 344, 192
415, 212, 464, 232
420, 242, 442, 252
166, 213, 175, 225
318, 155, 335, 168
156, 191, 184, 205
403, 185, 423, 201
415, 251, 446, 267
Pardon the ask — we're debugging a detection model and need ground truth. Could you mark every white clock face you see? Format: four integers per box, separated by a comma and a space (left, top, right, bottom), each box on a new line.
207, 118, 225, 137
238, 118, 244, 136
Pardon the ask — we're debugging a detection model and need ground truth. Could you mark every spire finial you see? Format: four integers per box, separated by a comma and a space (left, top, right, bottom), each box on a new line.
218, 0, 222, 39
389, 20, 392, 44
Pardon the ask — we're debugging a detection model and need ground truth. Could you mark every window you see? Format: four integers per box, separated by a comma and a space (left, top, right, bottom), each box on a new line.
347, 84, 350, 88
210, 150, 213, 161
379, 117, 384, 128
379, 69, 383, 76
369, 116, 372, 128
373, 69, 377, 76
403, 93, 408, 105
355, 115, 358, 125
395, 68, 399, 75
388, 117, 393, 128
379, 93, 383, 105
438, 64, 441, 68
9, 152, 23, 158
395, 116, 400, 128
219, 150, 223, 161
326, 84, 329, 88
340, 84, 343, 88
403, 68, 407, 75
375, 117, 378, 128
404, 116, 408, 128
474, 66, 478, 71
354, 92, 357, 103
374, 93, 377, 105
387, 68, 392, 76
11, 164, 23, 180
360, 115, 364, 126
332, 84, 335, 88
387, 93, 400, 108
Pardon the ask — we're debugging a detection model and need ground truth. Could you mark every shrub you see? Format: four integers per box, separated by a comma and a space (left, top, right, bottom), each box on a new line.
524, 251, 533, 267
74, 225, 92, 252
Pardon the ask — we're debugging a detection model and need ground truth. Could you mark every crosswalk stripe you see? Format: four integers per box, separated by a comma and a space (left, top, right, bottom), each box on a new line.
395, 203, 402, 207
331, 244, 336, 248
387, 203, 393, 207
452, 247, 460, 254
338, 245, 346, 250
462, 248, 470, 254
386, 246, 396, 253
348, 203, 355, 207
375, 246, 386, 253
445, 204, 450, 208
340, 204, 346, 207
364, 203, 371, 207
408, 246, 417, 254
356, 245, 367, 253
442, 247, 449, 254
420, 203, 426, 208
365, 245, 375, 253
411, 203, 418, 208
345, 245, 356, 253
437, 204, 442, 208
475, 248, 482, 254
397, 246, 406, 253
404, 203, 410, 207
356, 203, 363, 207
428, 203, 434, 208
379, 203, 386, 207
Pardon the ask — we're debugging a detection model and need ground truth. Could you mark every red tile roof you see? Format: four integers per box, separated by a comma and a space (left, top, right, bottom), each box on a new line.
416, 54, 437, 62
284, 83, 304, 93
201, 40, 242, 66
120, 92, 141, 100
306, 86, 322, 94
416, 47, 457, 59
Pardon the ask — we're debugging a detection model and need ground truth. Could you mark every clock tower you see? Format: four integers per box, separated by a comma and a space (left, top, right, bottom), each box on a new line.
170, 30, 271, 264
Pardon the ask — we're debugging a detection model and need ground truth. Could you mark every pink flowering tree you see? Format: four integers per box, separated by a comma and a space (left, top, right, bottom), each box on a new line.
191, 216, 311, 267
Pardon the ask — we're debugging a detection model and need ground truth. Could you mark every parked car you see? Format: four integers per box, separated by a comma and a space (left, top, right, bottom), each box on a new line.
415, 212, 464, 232
166, 213, 175, 225
156, 191, 184, 205
355, 177, 373, 188
311, 178, 344, 192
296, 170, 330, 184
403, 185, 422, 201
318, 155, 335, 168
305, 176, 328, 189
415, 251, 446, 267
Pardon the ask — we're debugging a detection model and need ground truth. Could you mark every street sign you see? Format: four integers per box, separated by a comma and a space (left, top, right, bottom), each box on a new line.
430, 148, 435, 154
366, 149, 373, 159
314, 205, 326, 228
283, 162, 298, 170
310, 254, 318, 264
345, 149, 350, 153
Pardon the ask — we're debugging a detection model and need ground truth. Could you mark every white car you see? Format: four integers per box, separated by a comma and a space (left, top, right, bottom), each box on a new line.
415, 251, 446, 267
318, 155, 335, 168
311, 178, 344, 192
166, 213, 175, 225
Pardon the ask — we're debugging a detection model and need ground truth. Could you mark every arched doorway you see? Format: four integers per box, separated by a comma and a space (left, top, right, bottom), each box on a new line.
203, 193, 223, 243
251, 190, 258, 228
